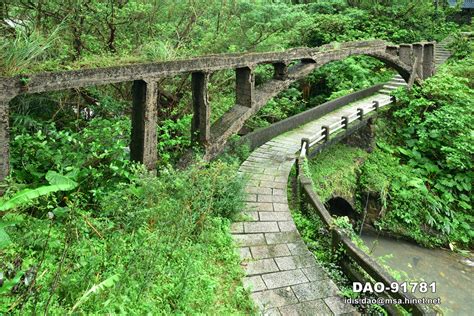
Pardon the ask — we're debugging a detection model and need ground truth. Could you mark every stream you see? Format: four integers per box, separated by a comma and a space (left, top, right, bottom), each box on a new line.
360, 232, 473, 315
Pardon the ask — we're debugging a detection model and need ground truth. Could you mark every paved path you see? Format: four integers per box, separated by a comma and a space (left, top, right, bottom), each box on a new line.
231, 39, 451, 315
231, 91, 398, 315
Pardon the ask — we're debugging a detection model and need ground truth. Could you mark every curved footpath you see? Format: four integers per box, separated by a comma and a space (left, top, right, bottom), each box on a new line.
231, 39, 451, 315
231, 91, 395, 315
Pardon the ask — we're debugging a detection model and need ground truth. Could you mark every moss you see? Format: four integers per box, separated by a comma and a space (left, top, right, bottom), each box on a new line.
306, 143, 368, 201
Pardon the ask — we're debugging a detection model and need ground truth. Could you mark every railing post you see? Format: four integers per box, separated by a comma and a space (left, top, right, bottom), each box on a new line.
331, 228, 344, 265
385, 45, 398, 56
273, 62, 288, 80
422, 42, 435, 79
372, 100, 379, 111
191, 71, 211, 147
130, 79, 158, 171
236, 66, 255, 107
357, 108, 364, 120
321, 126, 330, 142
299, 176, 312, 216
301, 137, 309, 155
0, 97, 12, 196
412, 43, 424, 79
341, 116, 349, 130
399, 44, 413, 66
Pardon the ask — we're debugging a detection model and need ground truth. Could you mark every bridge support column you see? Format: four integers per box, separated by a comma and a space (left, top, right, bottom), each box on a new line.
0, 97, 12, 195
191, 71, 211, 147
273, 62, 288, 80
130, 79, 158, 171
422, 43, 435, 79
412, 44, 424, 79
236, 67, 255, 107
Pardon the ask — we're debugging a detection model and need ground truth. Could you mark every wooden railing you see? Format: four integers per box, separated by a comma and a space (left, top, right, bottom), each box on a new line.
295, 102, 435, 315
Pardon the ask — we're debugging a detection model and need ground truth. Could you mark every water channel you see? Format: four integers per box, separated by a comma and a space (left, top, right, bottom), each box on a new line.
361, 232, 473, 315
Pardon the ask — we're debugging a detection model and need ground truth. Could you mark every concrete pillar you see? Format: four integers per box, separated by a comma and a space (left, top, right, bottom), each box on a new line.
386, 45, 398, 56
130, 79, 158, 171
412, 43, 424, 79
191, 71, 211, 146
0, 98, 11, 195
273, 62, 288, 80
236, 67, 254, 107
422, 43, 435, 79
399, 44, 412, 66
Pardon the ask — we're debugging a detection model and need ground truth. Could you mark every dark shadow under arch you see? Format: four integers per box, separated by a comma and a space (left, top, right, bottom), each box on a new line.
325, 196, 356, 219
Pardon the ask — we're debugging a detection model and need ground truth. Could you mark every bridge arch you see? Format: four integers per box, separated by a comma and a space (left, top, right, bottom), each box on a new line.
207, 42, 434, 159
0, 40, 435, 187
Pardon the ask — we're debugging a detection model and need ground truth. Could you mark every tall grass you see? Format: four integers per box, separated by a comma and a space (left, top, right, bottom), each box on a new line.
0, 25, 60, 76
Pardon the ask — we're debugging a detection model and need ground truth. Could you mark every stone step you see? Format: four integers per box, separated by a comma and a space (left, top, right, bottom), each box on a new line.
387, 81, 406, 86
379, 89, 392, 95
383, 85, 402, 90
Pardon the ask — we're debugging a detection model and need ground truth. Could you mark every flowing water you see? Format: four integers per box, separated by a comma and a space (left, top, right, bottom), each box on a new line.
361, 232, 473, 315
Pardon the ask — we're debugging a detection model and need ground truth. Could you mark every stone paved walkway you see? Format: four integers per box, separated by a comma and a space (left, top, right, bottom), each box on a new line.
231, 39, 452, 315
231, 92, 397, 315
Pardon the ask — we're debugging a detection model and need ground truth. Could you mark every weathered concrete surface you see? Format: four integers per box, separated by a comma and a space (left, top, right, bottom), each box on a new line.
0, 40, 389, 97
413, 44, 424, 79
0, 98, 10, 193
236, 67, 255, 108
130, 80, 158, 170
422, 43, 435, 79
232, 91, 398, 315
238, 84, 383, 151
191, 72, 211, 146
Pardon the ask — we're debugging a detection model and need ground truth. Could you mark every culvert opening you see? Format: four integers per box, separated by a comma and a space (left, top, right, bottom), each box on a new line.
325, 197, 356, 219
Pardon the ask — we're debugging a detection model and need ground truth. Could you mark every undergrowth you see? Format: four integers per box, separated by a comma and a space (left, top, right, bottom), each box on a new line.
0, 161, 254, 314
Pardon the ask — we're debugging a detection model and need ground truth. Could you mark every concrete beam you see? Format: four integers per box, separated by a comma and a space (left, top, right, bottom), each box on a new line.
0, 40, 388, 98
0, 98, 11, 195
236, 67, 255, 107
130, 80, 158, 171
412, 44, 424, 79
191, 71, 211, 146
273, 62, 289, 80
422, 43, 435, 79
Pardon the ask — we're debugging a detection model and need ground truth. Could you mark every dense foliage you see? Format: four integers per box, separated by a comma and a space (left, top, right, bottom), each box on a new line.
1, 160, 252, 314
0, 0, 472, 313
305, 40, 473, 249
361, 45, 474, 248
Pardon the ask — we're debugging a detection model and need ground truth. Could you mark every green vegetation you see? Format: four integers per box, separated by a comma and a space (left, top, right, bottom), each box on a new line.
0, 0, 457, 76
1, 0, 472, 313
305, 144, 368, 202
362, 45, 474, 248
303, 40, 473, 249
1, 161, 253, 314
